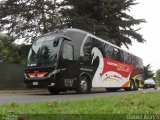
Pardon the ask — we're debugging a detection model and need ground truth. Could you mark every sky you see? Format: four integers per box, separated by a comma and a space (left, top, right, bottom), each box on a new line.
123, 0, 160, 71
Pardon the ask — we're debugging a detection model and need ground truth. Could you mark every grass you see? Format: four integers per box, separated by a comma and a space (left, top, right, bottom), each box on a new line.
0, 91, 160, 119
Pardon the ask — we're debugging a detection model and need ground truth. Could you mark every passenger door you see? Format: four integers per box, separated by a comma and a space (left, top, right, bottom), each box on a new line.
58, 41, 76, 88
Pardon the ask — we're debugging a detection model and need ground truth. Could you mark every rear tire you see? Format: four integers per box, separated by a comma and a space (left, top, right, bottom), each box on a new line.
48, 87, 59, 95
134, 81, 139, 91
76, 76, 91, 94
154, 85, 157, 89
125, 80, 134, 91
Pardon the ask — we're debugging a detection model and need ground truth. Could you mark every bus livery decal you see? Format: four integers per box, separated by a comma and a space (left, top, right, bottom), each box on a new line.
91, 47, 134, 87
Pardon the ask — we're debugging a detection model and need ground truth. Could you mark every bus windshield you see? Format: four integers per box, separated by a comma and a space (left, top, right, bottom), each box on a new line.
27, 35, 62, 68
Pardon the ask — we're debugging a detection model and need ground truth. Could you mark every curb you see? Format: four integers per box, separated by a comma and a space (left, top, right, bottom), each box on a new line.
0, 89, 48, 94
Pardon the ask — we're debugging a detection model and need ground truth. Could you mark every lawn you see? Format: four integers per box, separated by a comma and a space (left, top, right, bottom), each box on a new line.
0, 91, 160, 120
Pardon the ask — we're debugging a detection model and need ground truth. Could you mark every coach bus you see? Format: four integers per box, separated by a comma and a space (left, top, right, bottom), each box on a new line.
24, 28, 144, 94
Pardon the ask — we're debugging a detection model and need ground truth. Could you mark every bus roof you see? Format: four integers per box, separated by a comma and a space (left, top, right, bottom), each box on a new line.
63, 28, 141, 59
38, 28, 141, 59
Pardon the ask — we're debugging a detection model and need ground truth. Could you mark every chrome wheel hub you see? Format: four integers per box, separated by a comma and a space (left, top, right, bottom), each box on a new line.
80, 79, 87, 92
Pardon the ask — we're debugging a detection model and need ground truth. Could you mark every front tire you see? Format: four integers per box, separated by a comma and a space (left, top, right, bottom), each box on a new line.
48, 87, 59, 95
76, 76, 91, 94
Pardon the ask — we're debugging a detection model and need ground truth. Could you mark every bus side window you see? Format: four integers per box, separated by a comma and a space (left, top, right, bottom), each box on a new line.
134, 56, 142, 68
104, 44, 112, 59
127, 54, 132, 64
112, 48, 118, 60
138, 58, 143, 68
123, 52, 128, 64
104, 45, 119, 60
119, 50, 124, 62
62, 44, 74, 61
83, 37, 93, 56
131, 56, 137, 67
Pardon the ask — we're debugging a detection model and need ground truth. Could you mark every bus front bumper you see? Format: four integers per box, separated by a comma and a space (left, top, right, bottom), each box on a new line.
24, 77, 56, 88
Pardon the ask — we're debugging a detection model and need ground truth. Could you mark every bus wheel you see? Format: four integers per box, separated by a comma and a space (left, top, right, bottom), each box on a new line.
76, 76, 90, 94
125, 80, 134, 91
48, 87, 59, 95
134, 81, 139, 91
154, 85, 157, 89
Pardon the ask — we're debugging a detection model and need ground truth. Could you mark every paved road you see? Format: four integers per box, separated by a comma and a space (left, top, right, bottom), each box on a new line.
0, 88, 159, 104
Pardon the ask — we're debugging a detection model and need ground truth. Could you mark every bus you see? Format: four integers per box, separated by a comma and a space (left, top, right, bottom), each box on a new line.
24, 28, 144, 94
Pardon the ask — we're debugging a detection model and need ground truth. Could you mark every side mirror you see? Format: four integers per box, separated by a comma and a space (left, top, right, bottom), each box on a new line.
53, 39, 59, 47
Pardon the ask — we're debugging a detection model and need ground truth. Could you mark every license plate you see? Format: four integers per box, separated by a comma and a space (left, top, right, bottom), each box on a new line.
33, 82, 38, 85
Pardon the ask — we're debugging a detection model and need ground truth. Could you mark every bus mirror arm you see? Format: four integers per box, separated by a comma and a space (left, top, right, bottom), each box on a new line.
56, 35, 72, 41
63, 36, 72, 41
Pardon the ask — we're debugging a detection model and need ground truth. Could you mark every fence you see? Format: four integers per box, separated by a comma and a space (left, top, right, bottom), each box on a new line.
0, 64, 25, 89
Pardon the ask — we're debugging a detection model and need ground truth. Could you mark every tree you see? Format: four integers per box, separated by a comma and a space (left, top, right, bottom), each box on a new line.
0, 0, 62, 43
60, 0, 146, 48
0, 0, 146, 48
0, 34, 24, 64
143, 64, 155, 80
156, 69, 160, 83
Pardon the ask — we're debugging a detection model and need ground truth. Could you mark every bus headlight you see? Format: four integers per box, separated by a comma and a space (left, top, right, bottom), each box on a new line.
24, 73, 27, 78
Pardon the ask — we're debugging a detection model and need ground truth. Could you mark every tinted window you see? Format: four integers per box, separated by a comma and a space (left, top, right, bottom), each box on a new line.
132, 56, 143, 68
34, 36, 45, 45
123, 53, 129, 64
118, 50, 124, 62
37, 37, 62, 66
112, 48, 119, 60
62, 44, 74, 60
131, 55, 137, 66
27, 36, 62, 67
104, 44, 119, 60
127, 54, 132, 64
137, 57, 143, 68
92, 38, 101, 48
104, 44, 112, 59
83, 37, 93, 56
